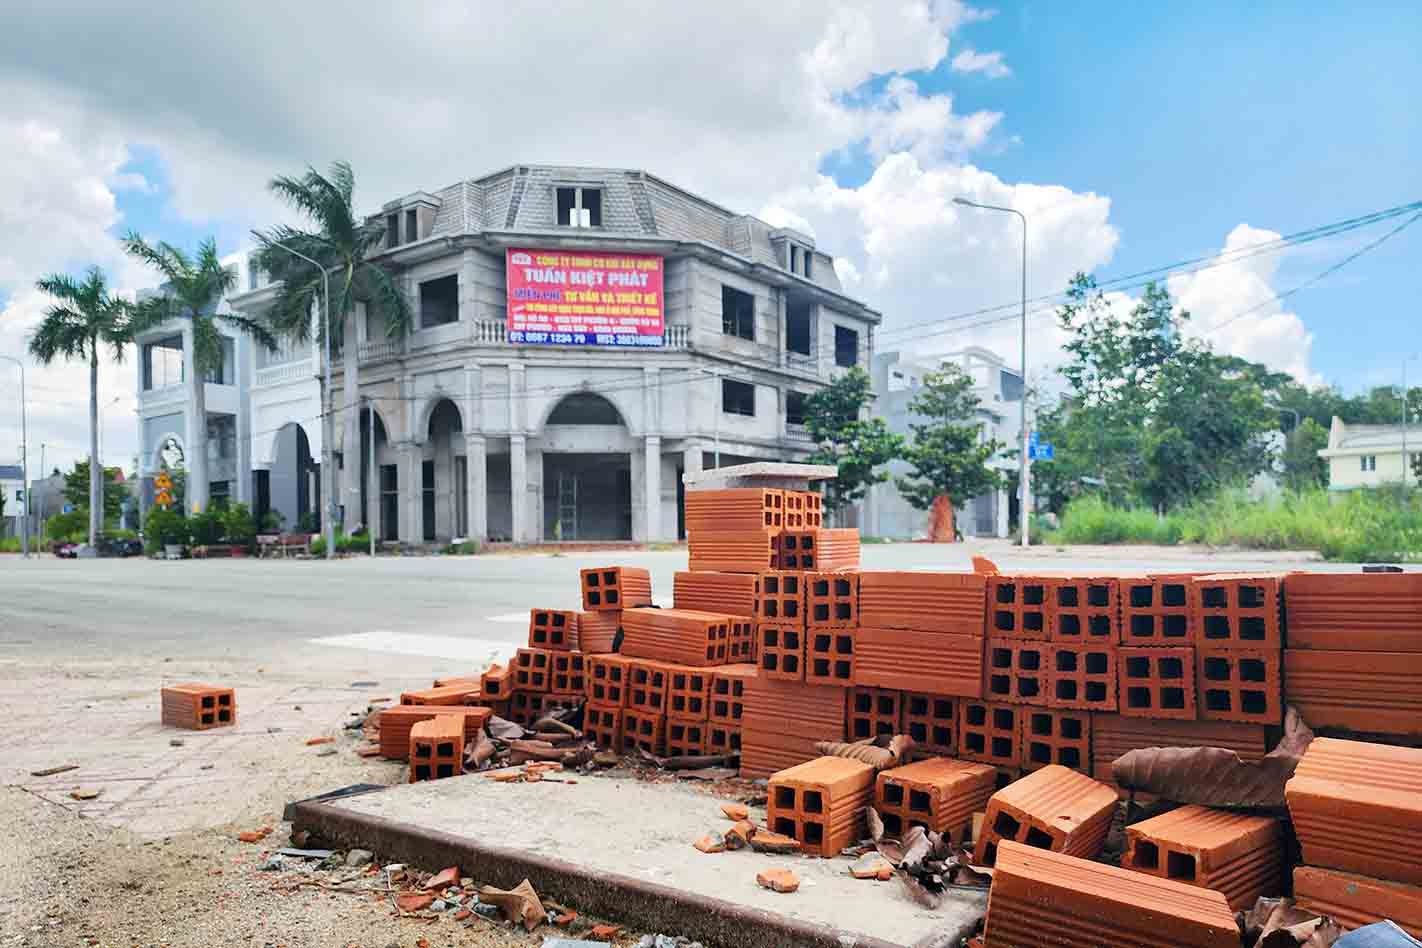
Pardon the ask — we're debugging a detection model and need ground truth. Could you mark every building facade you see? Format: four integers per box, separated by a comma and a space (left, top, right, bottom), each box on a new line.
863, 347, 1021, 539
1318, 417, 1422, 491
136, 165, 881, 543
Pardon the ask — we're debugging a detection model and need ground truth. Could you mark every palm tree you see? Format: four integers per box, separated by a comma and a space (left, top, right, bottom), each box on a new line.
29, 267, 132, 546
125, 235, 278, 513
251, 161, 410, 533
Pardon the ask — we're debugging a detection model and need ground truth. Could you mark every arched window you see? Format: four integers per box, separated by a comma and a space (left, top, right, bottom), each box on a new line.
547, 393, 623, 426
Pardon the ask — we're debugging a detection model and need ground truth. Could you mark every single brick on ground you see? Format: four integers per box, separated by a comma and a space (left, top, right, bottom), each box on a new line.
876, 756, 996, 842
974, 764, 1117, 866
768, 755, 876, 858
160, 683, 236, 730
1122, 804, 1283, 910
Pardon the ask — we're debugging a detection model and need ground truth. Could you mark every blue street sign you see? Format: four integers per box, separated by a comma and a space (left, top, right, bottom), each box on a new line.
1029, 443, 1054, 461
63, 503, 74, 514
1028, 430, 1040, 447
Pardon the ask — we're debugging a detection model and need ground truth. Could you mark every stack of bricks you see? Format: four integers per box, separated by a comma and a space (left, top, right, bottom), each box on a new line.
161, 683, 236, 730
1285, 738, 1422, 938
1283, 571, 1422, 736
684, 488, 784, 573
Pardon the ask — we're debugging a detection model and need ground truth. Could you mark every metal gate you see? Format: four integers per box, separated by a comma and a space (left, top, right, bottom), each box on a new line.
556, 473, 578, 541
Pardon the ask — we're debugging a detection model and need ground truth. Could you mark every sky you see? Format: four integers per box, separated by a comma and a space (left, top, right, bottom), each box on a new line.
0, 0, 1418, 479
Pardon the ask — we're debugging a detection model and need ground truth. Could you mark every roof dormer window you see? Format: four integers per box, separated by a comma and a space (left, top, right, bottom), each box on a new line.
557, 186, 603, 227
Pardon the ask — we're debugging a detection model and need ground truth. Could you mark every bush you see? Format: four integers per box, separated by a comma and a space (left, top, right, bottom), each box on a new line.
0, 536, 21, 553
310, 531, 371, 557
444, 540, 480, 555
187, 509, 223, 546
45, 510, 87, 542
221, 503, 257, 549
144, 507, 189, 554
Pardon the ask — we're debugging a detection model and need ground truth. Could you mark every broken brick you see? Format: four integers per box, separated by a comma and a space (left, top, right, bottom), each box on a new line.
756, 868, 801, 893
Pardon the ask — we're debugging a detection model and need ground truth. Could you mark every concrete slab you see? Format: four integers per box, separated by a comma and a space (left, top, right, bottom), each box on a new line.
293, 771, 987, 948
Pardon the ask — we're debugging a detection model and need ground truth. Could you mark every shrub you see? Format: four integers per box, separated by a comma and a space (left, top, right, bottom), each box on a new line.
45, 510, 87, 542
221, 503, 257, 549
188, 509, 223, 546
144, 507, 189, 554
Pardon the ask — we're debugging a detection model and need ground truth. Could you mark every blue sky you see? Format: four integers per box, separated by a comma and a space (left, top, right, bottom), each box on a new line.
825, 2, 1422, 390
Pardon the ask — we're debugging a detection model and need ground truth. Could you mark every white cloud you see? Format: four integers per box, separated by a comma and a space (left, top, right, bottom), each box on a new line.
951, 49, 1012, 79
1168, 223, 1317, 383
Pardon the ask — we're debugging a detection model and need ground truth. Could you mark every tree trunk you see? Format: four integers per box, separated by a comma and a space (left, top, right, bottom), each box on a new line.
341, 306, 361, 530
183, 320, 209, 513
928, 494, 956, 543
88, 345, 100, 546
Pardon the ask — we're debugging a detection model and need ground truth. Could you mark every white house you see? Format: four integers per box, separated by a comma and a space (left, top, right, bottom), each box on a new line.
1318, 416, 1422, 490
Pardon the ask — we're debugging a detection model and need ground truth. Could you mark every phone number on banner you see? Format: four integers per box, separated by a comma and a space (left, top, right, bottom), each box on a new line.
508, 331, 665, 347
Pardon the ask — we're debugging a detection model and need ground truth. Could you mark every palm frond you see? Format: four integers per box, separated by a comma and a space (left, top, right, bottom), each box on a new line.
217, 312, 280, 353
357, 265, 412, 337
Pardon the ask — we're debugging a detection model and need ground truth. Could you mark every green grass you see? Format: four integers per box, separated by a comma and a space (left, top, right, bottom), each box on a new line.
1049, 488, 1422, 562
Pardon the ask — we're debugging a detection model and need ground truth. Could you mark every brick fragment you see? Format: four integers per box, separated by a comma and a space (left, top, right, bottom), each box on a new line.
1019, 708, 1091, 773
876, 756, 995, 842
1123, 805, 1283, 910
959, 701, 1021, 768
983, 842, 1239, 947
160, 683, 236, 730
580, 566, 653, 611
974, 764, 1118, 866
768, 756, 876, 857
1047, 644, 1117, 711
1197, 647, 1281, 725
1118, 646, 1197, 719
985, 638, 1048, 705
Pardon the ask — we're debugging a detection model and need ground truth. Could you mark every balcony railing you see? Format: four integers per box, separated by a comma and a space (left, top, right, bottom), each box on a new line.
665, 324, 690, 349
254, 361, 313, 388
355, 320, 693, 356
139, 381, 185, 406
473, 320, 507, 344
358, 338, 405, 364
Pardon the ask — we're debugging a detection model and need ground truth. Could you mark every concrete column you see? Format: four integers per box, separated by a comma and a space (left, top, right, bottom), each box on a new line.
400, 441, 422, 544
510, 434, 527, 543
644, 435, 662, 542
369, 448, 383, 545
778, 289, 787, 368
235, 337, 250, 505
466, 432, 487, 541
996, 487, 1009, 538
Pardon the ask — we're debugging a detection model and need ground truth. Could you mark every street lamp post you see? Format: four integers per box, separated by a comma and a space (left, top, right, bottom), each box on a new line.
269, 242, 335, 560
0, 355, 29, 558
953, 198, 1030, 546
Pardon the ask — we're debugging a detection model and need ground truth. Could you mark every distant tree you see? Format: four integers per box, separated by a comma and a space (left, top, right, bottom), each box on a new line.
1282, 417, 1330, 490
803, 366, 904, 513
896, 363, 1006, 512
29, 266, 132, 546
62, 460, 127, 528
125, 235, 277, 514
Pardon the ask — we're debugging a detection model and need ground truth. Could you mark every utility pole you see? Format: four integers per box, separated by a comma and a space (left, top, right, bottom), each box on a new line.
0, 355, 29, 558
367, 396, 376, 557
953, 198, 1029, 545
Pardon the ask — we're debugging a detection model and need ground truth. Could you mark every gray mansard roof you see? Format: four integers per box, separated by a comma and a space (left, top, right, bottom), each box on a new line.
382, 164, 854, 299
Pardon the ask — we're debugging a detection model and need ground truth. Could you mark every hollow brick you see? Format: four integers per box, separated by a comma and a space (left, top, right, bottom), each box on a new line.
1118, 646, 1197, 720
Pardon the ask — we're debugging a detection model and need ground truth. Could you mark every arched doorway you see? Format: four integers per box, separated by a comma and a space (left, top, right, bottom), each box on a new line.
541, 392, 632, 541
266, 422, 317, 533
424, 398, 465, 543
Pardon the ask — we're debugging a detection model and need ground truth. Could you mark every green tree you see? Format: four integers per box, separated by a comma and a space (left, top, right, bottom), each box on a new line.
802, 367, 903, 513
1282, 417, 1329, 490
125, 235, 276, 514
29, 267, 132, 546
63, 460, 128, 528
252, 162, 412, 532
896, 363, 1006, 512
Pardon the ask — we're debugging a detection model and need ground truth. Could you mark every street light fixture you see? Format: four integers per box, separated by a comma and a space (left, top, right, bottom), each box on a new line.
0, 354, 29, 558
953, 197, 1030, 546
268, 241, 334, 560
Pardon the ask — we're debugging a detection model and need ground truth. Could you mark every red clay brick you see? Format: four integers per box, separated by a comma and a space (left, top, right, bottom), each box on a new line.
1120, 573, 1197, 646
378, 706, 490, 761
575, 610, 621, 654
706, 723, 742, 756
855, 627, 984, 697
985, 638, 1048, 705
160, 683, 236, 730
1191, 573, 1284, 650
684, 487, 785, 532
687, 531, 776, 573
619, 708, 666, 756
757, 623, 805, 681
667, 666, 712, 720
857, 571, 988, 635
806, 627, 855, 685
479, 663, 513, 700
1196, 647, 1281, 725
784, 489, 806, 529
1284, 572, 1422, 652
984, 842, 1239, 947
1046, 576, 1120, 644
400, 683, 482, 706
900, 692, 958, 757
1118, 646, 1197, 719
776, 528, 860, 572
620, 608, 742, 666
1047, 644, 1118, 711
1123, 805, 1282, 911
805, 571, 859, 629
583, 703, 623, 750
768, 756, 876, 857
740, 678, 847, 779
504, 690, 540, 728
1287, 737, 1422, 885
511, 649, 552, 693
959, 701, 1021, 768
580, 566, 653, 611
709, 663, 757, 726
1293, 865, 1422, 937
974, 764, 1117, 866
528, 608, 580, 650
847, 686, 902, 741
666, 717, 708, 757
876, 757, 995, 842
754, 571, 805, 626
585, 654, 630, 707
1090, 714, 1268, 798
1019, 708, 1091, 774
1283, 649, 1422, 734
625, 659, 671, 713
408, 716, 464, 783
549, 651, 585, 695
987, 575, 1050, 640
673, 570, 757, 617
